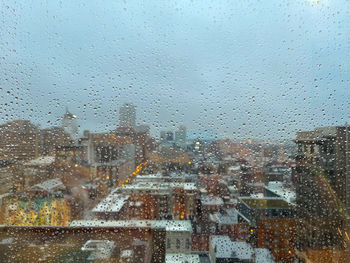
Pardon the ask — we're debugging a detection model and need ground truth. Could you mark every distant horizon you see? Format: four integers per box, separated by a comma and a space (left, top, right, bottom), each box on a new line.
1, 0, 349, 141
1, 114, 344, 144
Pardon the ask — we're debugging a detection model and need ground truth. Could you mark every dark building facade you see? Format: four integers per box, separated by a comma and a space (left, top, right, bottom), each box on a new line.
294, 126, 350, 249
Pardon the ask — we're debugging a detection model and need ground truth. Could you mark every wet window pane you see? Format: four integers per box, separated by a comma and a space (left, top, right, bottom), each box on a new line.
1, 0, 350, 262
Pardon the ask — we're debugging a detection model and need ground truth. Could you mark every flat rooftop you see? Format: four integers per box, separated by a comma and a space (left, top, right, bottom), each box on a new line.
241, 198, 294, 209
211, 236, 253, 260
166, 253, 200, 263
24, 156, 55, 166
265, 181, 296, 204
113, 182, 197, 192
70, 220, 193, 232
201, 195, 223, 206
92, 194, 129, 213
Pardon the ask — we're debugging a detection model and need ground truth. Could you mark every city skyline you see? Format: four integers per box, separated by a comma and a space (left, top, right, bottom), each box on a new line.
1, 0, 349, 140
1, 0, 350, 262
1, 105, 349, 143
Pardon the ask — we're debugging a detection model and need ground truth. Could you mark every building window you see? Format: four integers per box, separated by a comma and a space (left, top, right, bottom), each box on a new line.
176, 239, 181, 249
167, 238, 171, 249
186, 238, 190, 249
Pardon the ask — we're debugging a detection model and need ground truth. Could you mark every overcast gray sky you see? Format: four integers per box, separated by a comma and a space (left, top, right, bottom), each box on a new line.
1, 0, 349, 140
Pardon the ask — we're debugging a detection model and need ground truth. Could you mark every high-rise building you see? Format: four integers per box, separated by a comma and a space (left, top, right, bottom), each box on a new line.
0, 120, 40, 161
294, 126, 350, 249
175, 125, 187, 146
160, 131, 174, 146
119, 103, 136, 128
40, 127, 71, 155
160, 126, 187, 147
62, 108, 78, 140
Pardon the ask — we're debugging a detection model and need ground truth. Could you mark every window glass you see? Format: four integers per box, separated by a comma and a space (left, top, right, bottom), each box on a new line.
1, 0, 350, 262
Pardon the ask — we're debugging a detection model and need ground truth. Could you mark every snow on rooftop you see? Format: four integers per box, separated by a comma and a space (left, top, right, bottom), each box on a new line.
136, 173, 163, 179
114, 181, 197, 192
25, 156, 55, 166
152, 220, 192, 232
0, 238, 14, 245
92, 193, 129, 213
166, 254, 200, 263
266, 181, 296, 204
255, 248, 275, 263
81, 240, 116, 259
249, 193, 265, 199
30, 178, 64, 192
210, 210, 238, 225
201, 195, 224, 206
81, 240, 115, 251
170, 182, 197, 191
70, 220, 150, 228
211, 236, 253, 260
69, 220, 192, 232
210, 208, 250, 225
228, 165, 241, 171
121, 250, 133, 258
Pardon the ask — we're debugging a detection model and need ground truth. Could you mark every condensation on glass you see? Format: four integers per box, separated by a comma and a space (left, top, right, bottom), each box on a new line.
0, 0, 349, 262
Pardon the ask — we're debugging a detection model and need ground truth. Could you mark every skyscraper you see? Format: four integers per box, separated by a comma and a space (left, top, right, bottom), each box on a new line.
0, 120, 40, 161
294, 126, 350, 249
119, 103, 136, 128
160, 131, 174, 145
175, 125, 187, 146
62, 108, 78, 140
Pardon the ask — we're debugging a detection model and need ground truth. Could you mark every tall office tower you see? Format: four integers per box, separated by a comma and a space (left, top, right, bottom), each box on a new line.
160, 131, 174, 145
119, 103, 136, 128
40, 126, 71, 155
62, 108, 78, 140
0, 120, 40, 161
175, 125, 187, 146
294, 126, 350, 249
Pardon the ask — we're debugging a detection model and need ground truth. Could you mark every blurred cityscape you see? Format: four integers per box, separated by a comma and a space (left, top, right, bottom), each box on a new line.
0, 104, 349, 262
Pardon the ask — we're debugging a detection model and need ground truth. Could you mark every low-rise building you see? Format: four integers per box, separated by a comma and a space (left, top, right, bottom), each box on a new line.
237, 197, 295, 227
27, 178, 65, 197
237, 197, 296, 261
165, 253, 200, 263
91, 193, 130, 220
200, 195, 224, 220
209, 235, 274, 263
209, 208, 250, 240
114, 181, 197, 220
70, 220, 193, 254
264, 181, 296, 205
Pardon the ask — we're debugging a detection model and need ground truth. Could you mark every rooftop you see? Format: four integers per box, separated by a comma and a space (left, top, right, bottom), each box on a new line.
201, 195, 224, 206
295, 126, 346, 142
70, 220, 193, 232
114, 181, 197, 192
265, 181, 296, 204
134, 173, 197, 183
210, 208, 250, 225
24, 156, 55, 166
30, 178, 64, 192
166, 253, 200, 263
81, 240, 116, 259
211, 236, 253, 260
152, 220, 192, 232
241, 197, 294, 209
228, 165, 241, 172
255, 248, 275, 263
92, 194, 129, 213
